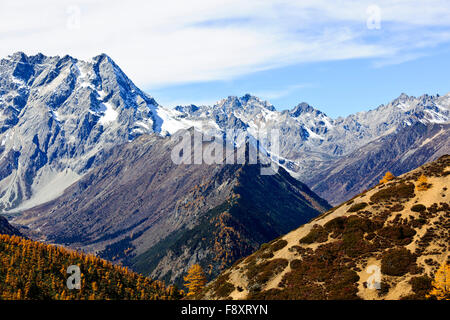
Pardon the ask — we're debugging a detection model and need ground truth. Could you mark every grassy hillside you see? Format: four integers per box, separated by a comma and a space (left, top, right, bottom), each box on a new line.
199, 155, 450, 300
0, 234, 183, 300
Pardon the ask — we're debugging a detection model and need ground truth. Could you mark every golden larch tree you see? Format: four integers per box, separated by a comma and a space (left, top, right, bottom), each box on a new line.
416, 174, 430, 191
428, 261, 449, 300
379, 171, 395, 184
184, 264, 207, 296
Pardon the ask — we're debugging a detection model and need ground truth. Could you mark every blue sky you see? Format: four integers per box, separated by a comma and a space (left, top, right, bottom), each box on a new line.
2, 1, 450, 117
149, 47, 450, 118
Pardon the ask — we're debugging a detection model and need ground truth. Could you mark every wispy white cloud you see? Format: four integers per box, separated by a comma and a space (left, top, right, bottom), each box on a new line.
1, 0, 450, 88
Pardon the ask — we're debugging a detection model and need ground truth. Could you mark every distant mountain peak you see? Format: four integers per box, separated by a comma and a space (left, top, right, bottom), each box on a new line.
240, 93, 253, 101
389, 92, 415, 108
290, 102, 314, 116
242, 94, 276, 111
1, 51, 449, 213
8, 51, 28, 62
175, 104, 199, 113
289, 102, 328, 121
93, 52, 111, 60
216, 94, 275, 111
398, 92, 411, 99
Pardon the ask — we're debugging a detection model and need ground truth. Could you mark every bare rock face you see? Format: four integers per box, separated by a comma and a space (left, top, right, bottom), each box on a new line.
0, 52, 160, 212
15, 132, 331, 285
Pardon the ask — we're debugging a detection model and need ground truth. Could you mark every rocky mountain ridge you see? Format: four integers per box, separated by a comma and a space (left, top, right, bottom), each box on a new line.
14, 131, 330, 285
1, 51, 449, 211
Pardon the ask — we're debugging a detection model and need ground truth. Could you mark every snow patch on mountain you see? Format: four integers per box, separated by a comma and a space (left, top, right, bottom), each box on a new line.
99, 102, 118, 125
12, 168, 82, 212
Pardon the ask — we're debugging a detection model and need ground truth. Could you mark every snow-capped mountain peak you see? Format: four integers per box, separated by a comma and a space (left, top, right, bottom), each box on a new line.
1, 52, 449, 212
0, 52, 168, 211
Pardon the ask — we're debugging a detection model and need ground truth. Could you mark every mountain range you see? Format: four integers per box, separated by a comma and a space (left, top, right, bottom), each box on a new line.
1, 51, 449, 287
1, 52, 448, 213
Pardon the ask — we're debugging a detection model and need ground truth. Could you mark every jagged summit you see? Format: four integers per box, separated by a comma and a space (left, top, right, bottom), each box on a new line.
168, 90, 449, 207
6, 51, 29, 63
215, 94, 275, 112
92, 52, 112, 61
5, 51, 111, 65
290, 102, 326, 118
175, 104, 199, 113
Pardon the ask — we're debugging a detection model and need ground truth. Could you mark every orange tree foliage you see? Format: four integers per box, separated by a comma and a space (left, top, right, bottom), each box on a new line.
428, 260, 450, 300
0, 234, 183, 300
416, 174, 430, 191
184, 264, 206, 296
379, 171, 395, 184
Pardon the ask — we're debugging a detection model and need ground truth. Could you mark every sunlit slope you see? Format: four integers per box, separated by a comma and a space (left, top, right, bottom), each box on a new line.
201, 155, 449, 300
0, 234, 183, 300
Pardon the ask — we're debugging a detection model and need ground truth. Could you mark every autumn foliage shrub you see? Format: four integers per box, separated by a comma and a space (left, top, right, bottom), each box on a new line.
213, 276, 235, 298
347, 202, 368, 212
409, 276, 433, 298
370, 183, 415, 202
416, 174, 431, 191
271, 239, 288, 252
411, 204, 426, 212
327, 268, 360, 300
377, 225, 416, 245
299, 225, 329, 244
379, 171, 395, 184
381, 248, 416, 276
247, 259, 288, 287
390, 204, 404, 212
324, 216, 347, 234
290, 259, 302, 270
